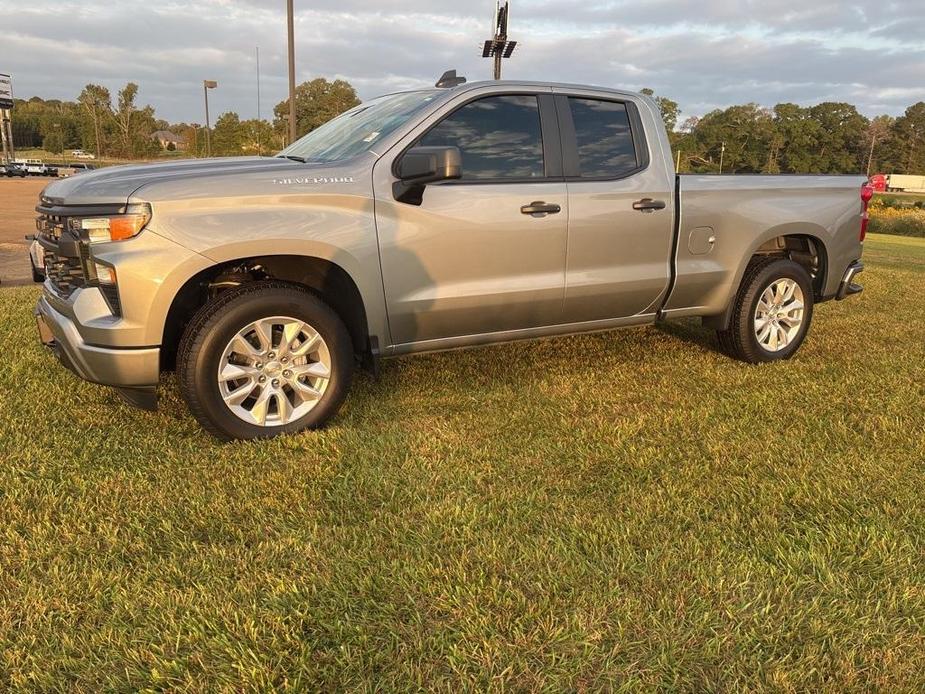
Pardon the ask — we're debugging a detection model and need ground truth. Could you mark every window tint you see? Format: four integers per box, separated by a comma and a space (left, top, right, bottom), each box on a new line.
418, 95, 544, 180
568, 98, 638, 178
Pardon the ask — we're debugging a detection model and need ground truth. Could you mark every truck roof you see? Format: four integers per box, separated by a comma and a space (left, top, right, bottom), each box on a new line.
381, 80, 646, 104
452, 79, 644, 99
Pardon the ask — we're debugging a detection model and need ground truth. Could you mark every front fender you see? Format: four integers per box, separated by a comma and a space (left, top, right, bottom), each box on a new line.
142, 194, 388, 347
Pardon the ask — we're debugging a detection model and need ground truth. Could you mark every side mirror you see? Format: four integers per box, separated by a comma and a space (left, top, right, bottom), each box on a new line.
396, 146, 462, 185
393, 146, 462, 205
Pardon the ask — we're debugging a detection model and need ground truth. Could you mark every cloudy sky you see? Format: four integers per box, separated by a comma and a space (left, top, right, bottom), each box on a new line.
2, 0, 923, 125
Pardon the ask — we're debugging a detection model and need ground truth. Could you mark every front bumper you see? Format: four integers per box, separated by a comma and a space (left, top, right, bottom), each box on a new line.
35, 295, 160, 409
836, 260, 864, 300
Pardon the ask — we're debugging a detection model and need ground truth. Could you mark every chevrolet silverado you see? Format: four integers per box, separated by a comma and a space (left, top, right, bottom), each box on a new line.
32, 79, 870, 440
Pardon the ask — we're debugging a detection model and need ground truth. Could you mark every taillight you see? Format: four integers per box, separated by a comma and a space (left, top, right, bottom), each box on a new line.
860, 184, 874, 242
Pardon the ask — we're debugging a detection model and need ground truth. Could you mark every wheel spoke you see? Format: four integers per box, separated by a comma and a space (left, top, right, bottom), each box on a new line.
279, 321, 305, 357
773, 281, 787, 304
777, 324, 789, 348
291, 332, 321, 358
275, 391, 293, 424
249, 386, 273, 426
230, 335, 261, 359
291, 361, 331, 380
767, 324, 780, 350
219, 362, 257, 383
253, 319, 274, 353
757, 322, 773, 345
223, 380, 256, 407
759, 288, 775, 311
292, 379, 323, 402
782, 280, 797, 302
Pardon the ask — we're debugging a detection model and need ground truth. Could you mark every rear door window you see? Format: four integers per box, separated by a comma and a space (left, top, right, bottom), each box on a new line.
567, 98, 638, 178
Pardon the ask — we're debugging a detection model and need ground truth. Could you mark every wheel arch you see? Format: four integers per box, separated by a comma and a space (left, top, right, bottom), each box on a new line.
704, 224, 830, 331
162, 254, 373, 371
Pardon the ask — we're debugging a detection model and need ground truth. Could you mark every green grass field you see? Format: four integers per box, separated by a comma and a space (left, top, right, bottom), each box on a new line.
1, 235, 923, 690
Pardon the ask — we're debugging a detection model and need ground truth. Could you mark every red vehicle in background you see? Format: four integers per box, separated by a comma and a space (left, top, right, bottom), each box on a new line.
869, 174, 887, 192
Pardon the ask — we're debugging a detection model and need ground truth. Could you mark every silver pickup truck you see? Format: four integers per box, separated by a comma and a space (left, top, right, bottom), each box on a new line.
32, 80, 870, 440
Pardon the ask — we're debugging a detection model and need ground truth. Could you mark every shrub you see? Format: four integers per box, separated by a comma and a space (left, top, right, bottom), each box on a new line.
868, 207, 925, 237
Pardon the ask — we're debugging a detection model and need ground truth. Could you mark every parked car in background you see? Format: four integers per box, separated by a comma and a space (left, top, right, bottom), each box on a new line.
32, 78, 869, 440
3, 162, 26, 177
18, 159, 59, 177
68, 163, 97, 174
70, 150, 96, 160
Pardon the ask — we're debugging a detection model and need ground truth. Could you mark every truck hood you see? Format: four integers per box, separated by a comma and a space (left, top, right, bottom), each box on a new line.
40, 157, 310, 206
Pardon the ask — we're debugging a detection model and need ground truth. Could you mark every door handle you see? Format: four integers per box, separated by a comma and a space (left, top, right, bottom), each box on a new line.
521, 201, 562, 217
632, 198, 667, 212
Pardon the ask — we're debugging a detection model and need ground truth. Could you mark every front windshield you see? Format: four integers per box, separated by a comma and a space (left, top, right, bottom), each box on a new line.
278, 89, 442, 163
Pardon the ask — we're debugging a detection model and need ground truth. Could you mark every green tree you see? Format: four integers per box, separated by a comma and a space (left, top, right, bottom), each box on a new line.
211, 112, 245, 156
111, 82, 139, 157
274, 78, 360, 142
240, 119, 276, 156
640, 88, 680, 132
805, 102, 868, 173
771, 103, 820, 173
78, 84, 111, 159
864, 115, 894, 175
110, 82, 159, 158
687, 104, 775, 173
880, 102, 925, 174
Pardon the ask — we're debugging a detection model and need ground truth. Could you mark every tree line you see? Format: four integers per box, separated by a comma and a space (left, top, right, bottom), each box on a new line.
10, 78, 360, 160
643, 89, 925, 175
10, 79, 925, 175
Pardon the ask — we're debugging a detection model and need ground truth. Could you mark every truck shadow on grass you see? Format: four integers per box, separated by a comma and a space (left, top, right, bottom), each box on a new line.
653, 317, 720, 354
142, 318, 727, 442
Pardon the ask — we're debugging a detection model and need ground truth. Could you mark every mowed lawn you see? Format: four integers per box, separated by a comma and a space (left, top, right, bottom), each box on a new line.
1, 235, 923, 690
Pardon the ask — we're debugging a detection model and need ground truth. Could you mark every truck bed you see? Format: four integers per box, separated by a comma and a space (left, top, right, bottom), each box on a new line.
664, 174, 867, 319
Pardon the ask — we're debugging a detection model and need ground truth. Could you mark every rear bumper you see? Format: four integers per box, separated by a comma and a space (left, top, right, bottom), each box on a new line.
836, 260, 864, 301
35, 296, 160, 407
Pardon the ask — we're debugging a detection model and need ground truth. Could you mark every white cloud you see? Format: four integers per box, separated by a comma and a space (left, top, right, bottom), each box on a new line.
0, 0, 922, 123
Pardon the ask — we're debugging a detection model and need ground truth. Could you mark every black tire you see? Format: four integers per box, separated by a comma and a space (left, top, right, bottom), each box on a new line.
717, 257, 815, 364
177, 281, 354, 441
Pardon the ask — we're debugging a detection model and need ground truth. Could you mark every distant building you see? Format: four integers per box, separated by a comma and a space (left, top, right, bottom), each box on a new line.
151, 130, 188, 151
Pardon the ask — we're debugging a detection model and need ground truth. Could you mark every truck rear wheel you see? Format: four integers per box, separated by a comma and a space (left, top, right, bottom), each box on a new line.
716, 257, 814, 364
177, 281, 354, 441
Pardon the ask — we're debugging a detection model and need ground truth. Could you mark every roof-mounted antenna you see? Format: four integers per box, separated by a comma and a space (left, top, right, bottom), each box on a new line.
435, 70, 467, 88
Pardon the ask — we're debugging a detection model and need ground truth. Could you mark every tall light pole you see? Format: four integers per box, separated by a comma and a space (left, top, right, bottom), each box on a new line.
287, 0, 297, 145
256, 46, 262, 156
719, 141, 726, 174
203, 79, 217, 157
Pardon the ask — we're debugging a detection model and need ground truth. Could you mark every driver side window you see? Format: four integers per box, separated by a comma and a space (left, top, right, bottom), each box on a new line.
417, 95, 545, 181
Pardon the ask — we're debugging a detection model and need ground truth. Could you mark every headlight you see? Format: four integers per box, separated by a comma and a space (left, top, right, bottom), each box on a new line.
69, 203, 152, 243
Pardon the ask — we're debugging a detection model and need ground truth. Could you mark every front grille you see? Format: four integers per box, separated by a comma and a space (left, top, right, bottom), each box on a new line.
43, 248, 86, 297
36, 213, 67, 243
36, 212, 86, 298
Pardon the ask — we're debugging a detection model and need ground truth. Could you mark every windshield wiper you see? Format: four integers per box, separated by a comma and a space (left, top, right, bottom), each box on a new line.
277, 154, 307, 163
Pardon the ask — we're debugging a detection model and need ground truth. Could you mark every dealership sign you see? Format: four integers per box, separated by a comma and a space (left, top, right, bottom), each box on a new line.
0, 74, 13, 109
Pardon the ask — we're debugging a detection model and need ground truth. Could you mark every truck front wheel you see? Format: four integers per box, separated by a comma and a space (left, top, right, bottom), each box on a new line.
716, 257, 815, 364
177, 281, 354, 441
